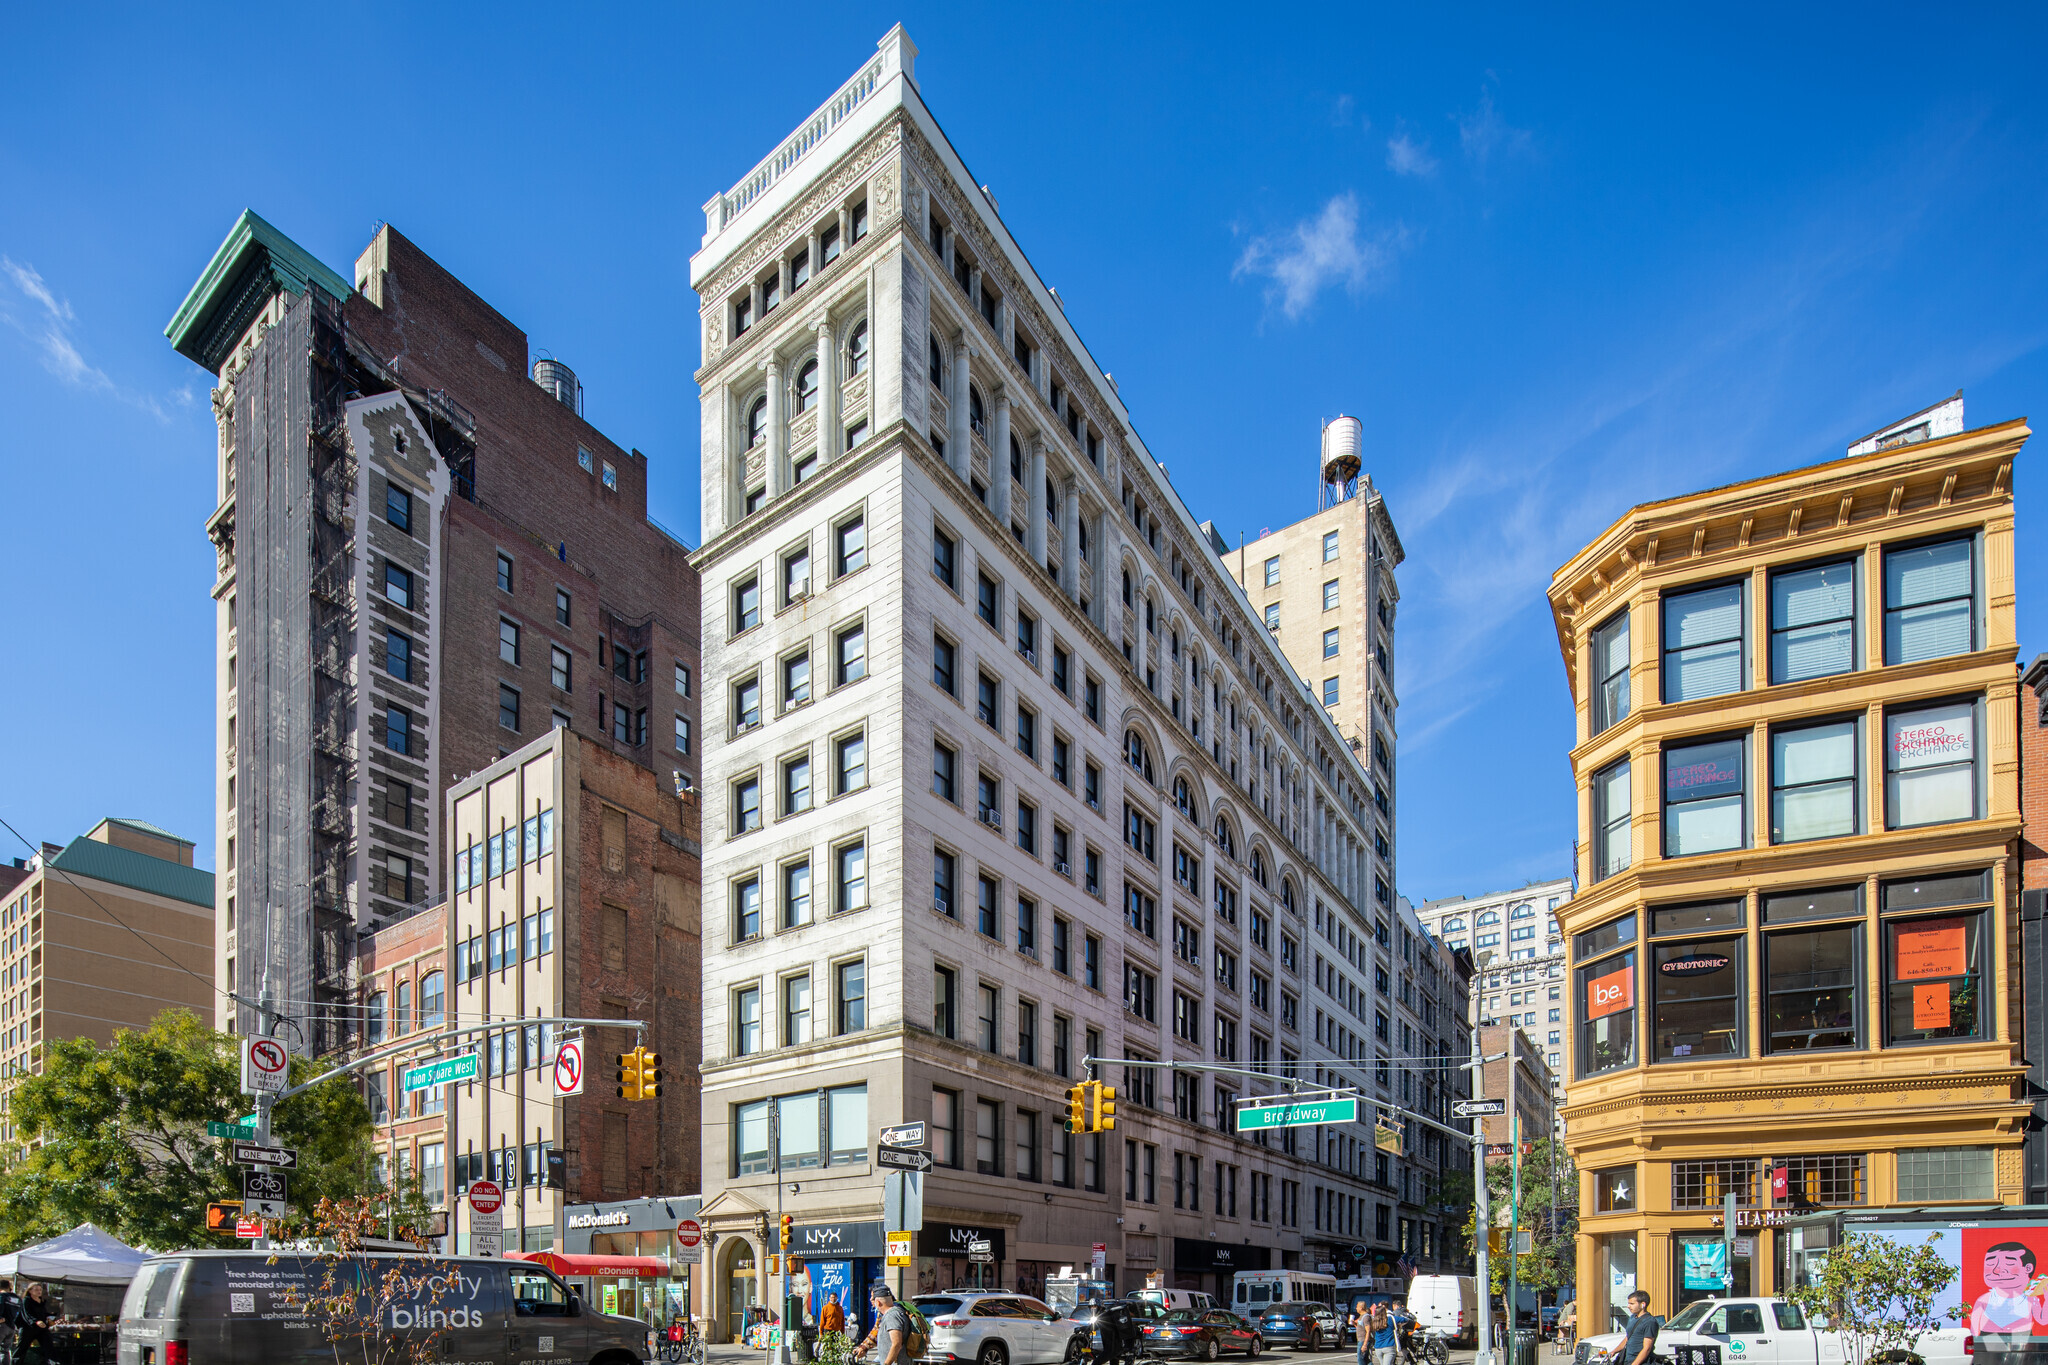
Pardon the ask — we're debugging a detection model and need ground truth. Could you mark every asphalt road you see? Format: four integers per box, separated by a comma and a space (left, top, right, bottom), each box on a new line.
704, 1344, 1494, 1365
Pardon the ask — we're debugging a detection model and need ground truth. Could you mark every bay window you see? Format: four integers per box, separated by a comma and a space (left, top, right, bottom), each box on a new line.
1770, 719, 1859, 843
1594, 759, 1632, 879
1662, 581, 1746, 703
1664, 736, 1748, 856
1886, 700, 1979, 828
1770, 559, 1857, 683
1591, 610, 1631, 733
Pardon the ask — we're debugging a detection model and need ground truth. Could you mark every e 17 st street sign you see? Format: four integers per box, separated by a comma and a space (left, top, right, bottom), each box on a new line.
1453, 1098, 1507, 1118
1236, 1096, 1358, 1132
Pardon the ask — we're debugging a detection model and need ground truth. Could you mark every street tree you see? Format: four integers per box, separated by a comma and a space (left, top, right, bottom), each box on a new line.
1783, 1231, 1957, 1365
1457, 1135, 1579, 1297
0, 1009, 401, 1249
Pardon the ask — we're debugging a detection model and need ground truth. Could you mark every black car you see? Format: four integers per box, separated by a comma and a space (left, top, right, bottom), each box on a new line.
1142, 1309, 1266, 1360
1256, 1302, 1343, 1352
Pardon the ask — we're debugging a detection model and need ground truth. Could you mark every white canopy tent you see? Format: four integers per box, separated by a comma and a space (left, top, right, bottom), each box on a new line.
0, 1223, 151, 1286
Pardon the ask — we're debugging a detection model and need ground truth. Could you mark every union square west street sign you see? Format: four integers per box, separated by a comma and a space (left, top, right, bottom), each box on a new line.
1235, 1096, 1358, 1131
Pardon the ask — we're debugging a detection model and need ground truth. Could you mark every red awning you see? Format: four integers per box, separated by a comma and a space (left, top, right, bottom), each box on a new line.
506, 1251, 672, 1279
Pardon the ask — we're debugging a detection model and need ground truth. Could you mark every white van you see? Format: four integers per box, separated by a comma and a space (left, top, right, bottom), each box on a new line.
1134, 1289, 1218, 1314
1406, 1275, 1478, 1347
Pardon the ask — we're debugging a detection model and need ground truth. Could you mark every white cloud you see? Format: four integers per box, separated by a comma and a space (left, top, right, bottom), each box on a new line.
1231, 193, 1404, 322
1455, 87, 1532, 167
1386, 132, 1438, 178
0, 255, 187, 421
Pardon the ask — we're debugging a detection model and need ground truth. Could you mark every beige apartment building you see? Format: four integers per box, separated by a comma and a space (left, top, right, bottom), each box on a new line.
1224, 417, 1404, 909
0, 819, 215, 1142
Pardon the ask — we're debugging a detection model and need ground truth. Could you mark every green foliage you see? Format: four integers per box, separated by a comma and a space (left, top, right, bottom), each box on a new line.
1455, 1136, 1579, 1294
1783, 1233, 1957, 1365
0, 1009, 403, 1249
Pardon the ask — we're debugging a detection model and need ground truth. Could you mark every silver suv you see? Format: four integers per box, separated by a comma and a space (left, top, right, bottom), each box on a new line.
914, 1291, 1084, 1365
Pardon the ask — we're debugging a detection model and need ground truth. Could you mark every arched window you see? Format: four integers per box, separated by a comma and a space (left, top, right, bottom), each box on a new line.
847, 322, 870, 376
419, 971, 445, 1031
794, 360, 820, 414
1444, 917, 1467, 932
1122, 569, 1133, 606
1124, 731, 1155, 784
1174, 776, 1193, 816
1250, 848, 1267, 888
365, 991, 387, 1047
928, 334, 944, 385
1046, 477, 1058, 521
969, 387, 987, 439
1214, 817, 1236, 858
747, 396, 767, 448
1281, 880, 1295, 911
395, 979, 413, 1035
1511, 903, 1534, 920
1477, 910, 1501, 927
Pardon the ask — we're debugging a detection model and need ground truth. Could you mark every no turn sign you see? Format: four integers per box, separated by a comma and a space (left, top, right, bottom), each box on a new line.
553, 1038, 585, 1097
242, 1037, 289, 1095
468, 1180, 505, 1216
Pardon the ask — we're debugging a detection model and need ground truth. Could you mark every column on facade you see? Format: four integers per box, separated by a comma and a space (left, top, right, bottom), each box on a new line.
950, 338, 973, 481
1060, 477, 1081, 601
1027, 436, 1048, 564
764, 357, 787, 499
990, 390, 1012, 524
814, 316, 840, 465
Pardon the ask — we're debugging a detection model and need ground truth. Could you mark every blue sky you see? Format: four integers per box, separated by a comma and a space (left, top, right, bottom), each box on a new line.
3, 4, 2044, 903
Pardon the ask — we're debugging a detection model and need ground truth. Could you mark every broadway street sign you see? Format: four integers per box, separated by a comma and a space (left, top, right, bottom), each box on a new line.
1236, 1096, 1359, 1132
402, 1053, 479, 1093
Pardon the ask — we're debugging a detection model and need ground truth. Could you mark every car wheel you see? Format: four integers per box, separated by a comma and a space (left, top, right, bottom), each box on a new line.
1203, 1338, 1219, 1362
1248, 1338, 1263, 1358
977, 1343, 1008, 1365
1303, 1331, 1318, 1354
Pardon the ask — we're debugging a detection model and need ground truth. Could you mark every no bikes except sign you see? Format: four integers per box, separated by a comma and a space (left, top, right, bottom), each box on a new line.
242, 1037, 289, 1095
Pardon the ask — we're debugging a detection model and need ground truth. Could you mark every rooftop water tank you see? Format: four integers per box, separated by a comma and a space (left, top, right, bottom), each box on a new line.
1321, 415, 1363, 487
532, 357, 583, 416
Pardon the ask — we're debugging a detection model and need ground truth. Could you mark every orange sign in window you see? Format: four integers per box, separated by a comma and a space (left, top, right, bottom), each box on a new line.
1912, 982, 1952, 1030
1586, 964, 1635, 1021
1895, 918, 1969, 981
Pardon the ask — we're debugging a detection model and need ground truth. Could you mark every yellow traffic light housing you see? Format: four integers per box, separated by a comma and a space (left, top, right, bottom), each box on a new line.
204, 1200, 243, 1234
1093, 1083, 1118, 1132
616, 1050, 642, 1100
639, 1050, 662, 1101
1065, 1083, 1089, 1133
779, 1214, 794, 1250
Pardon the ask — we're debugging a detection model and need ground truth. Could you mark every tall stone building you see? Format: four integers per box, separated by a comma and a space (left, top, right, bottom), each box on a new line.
1550, 396, 2030, 1324
165, 218, 701, 1051
688, 28, 1456, 1334
1223, 416, 1405, 910
1415, 877, 1574, 1089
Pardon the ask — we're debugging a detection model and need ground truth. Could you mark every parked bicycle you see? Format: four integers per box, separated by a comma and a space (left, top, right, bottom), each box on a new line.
659, 1315, 707, 1364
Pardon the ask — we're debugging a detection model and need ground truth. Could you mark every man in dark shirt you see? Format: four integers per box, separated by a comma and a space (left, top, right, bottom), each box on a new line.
1622, 1292, 1659, 1365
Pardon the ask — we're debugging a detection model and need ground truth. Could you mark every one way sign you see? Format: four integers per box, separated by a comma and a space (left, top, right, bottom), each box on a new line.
233, 1143, 299, 1169
1452, 1098, 1506, 1118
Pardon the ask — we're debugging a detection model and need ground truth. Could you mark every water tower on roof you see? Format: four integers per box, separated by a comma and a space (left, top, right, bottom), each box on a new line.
1319, 414, 1363, 509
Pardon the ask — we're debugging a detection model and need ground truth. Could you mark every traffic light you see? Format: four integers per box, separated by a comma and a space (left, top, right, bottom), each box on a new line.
204, 1200, 243, 1234
1092, 1083, 1118, 1133
1065, 1083, 1089, 1133
639, 1050, 662, 1101
779, 1214, 793, 1250
616, 1049, 643, 1100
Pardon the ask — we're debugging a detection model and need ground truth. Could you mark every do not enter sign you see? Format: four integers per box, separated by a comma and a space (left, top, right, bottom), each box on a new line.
676, 1218, 702, 1248
468, 1180, 504, 1216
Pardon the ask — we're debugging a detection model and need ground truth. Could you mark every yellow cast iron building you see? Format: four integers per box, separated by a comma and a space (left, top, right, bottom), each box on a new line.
1546, 399, 2030, 1327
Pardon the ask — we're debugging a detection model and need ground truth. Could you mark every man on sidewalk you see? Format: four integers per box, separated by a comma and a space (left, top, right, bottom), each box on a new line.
860, 1286, 911, 1365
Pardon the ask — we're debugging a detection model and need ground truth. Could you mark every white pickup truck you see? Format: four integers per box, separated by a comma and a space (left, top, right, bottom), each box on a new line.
1575, 1297, 1969, 1365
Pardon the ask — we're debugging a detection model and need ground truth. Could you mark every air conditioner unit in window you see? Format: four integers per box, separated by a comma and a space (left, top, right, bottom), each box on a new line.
738, 719, 761, 733
1019, 647, 1037, 665
979, 807, 1002, 829
1054, 860, 1070, 876
789, 585, 812, 602
934, 894, 949, 914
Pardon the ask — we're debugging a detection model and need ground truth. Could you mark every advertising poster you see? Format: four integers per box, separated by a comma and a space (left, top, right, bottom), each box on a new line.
811, 1259, 854, 1324
1587, 965, 1634, 1020
1896, 919, 1970, 980
1892, 712, 1974, 768
1682, 1241, 1728, 1291
1961, 1227, 2048, 1344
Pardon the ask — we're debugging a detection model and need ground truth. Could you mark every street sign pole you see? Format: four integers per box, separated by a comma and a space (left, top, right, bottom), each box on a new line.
1473, 1022, 1492, 1365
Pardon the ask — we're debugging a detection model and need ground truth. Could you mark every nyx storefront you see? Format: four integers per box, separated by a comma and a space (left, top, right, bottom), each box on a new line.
790, 1220, 889, 1331
1172, 1239, 1271, 1300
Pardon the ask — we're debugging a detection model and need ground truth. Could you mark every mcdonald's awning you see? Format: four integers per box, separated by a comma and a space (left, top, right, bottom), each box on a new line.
506, 1250, 671, 1279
